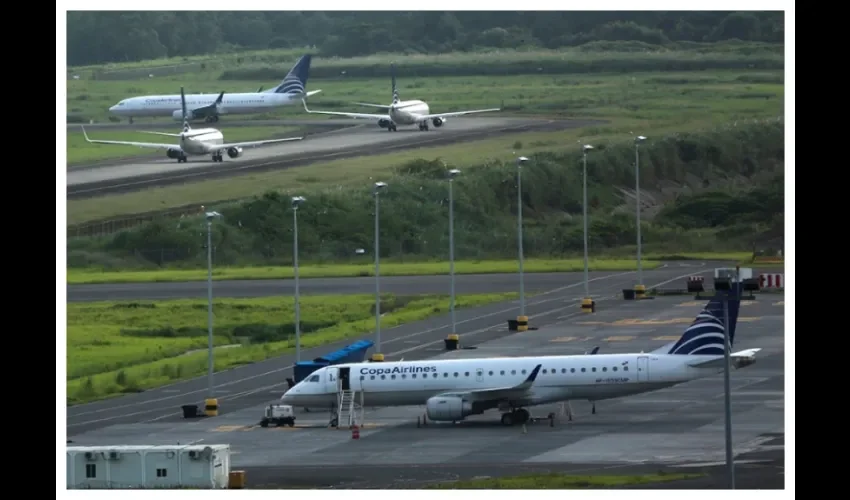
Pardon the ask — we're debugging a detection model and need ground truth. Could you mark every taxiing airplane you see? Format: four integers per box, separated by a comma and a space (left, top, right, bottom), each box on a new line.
301, 63, 500, 131
281, 284, 761, 427
108, 55, 321, 124
83, 87, 303, 163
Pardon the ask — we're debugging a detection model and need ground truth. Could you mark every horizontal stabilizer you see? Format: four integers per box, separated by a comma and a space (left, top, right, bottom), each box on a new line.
686, 348, 762, 369
305, 90, 322, 98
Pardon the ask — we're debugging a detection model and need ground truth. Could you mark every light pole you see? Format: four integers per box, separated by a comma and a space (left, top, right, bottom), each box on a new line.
581, 145, 594, 299
516, 156, 529, 316
291, 196, 306, 363
373, 181, 388, 355
447, 169, 461, 334
204, 210, 222, 399
634, 135, 647, 290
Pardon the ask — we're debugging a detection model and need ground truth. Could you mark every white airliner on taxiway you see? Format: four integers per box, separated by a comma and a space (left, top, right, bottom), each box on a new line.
301, 63, 500, 131
281, 284, 761, 426
108, 54, 321, 124
83, 87, 302, 163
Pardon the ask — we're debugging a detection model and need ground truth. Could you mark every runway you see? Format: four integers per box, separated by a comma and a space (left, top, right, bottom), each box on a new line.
67, 118, 369, 131
67, 286, 785, 488
66, 116, 601, 199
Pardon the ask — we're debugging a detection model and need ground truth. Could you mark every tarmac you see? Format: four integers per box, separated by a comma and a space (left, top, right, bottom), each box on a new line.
67, 289, 786, 489
66, 116, 598, 198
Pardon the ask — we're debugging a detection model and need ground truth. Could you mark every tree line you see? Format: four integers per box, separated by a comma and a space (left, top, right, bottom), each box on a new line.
67, 11, 784, 67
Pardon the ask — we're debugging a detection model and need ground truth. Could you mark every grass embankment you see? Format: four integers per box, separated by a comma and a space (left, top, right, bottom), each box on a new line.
66, 258, 661, 285
66, 126, 303, 165
428, 472, 705, 489
66, 68, 783, 226
67, 292, 516, 404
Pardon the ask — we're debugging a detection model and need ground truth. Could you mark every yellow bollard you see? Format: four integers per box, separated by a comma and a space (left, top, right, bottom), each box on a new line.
204, 398, 218, 417
634, 284, 647, 299
370, 353, 385, 362
580, 297, 595, 313
516, 315, 529, 332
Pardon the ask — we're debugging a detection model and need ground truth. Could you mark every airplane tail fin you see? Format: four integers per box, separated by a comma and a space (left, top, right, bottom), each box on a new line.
655, 283, 743, 356
391, 63, 399, 104
273, 54, 312, 95
180, 87, 190, 133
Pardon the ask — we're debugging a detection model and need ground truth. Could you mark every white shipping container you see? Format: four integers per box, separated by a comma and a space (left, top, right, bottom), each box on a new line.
67, 444, 231, 489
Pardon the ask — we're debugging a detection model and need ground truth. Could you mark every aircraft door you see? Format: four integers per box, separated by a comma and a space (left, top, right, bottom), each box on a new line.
324, 367, 338, 394
636, 356, 649, 382
338, 367, 351, 391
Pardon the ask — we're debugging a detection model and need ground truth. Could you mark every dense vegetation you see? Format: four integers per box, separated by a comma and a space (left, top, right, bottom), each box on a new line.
67, 11, 784, 67
67, 120, 784, 270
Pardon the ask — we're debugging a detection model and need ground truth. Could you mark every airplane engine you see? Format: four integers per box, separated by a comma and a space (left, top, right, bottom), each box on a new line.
172, 109, 195, 121
227, 147, 243, 159
165, 148, 182, 159
432, 117, 445, 127
377, 119, 392, 129
425, 396, 474, 422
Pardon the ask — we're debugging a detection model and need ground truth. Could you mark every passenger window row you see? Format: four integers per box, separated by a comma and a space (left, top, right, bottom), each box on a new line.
358, 365, 628, 381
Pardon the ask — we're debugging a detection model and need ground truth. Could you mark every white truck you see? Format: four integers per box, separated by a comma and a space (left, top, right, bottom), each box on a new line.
260, 404, 296, 428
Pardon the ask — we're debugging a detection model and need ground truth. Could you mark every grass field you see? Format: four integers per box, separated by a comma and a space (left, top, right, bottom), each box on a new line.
67, 292, 517, 404
66, 258, 663, 284
428, 472, 704, 489
67, 126, 303, 165
66, 68, 782, 225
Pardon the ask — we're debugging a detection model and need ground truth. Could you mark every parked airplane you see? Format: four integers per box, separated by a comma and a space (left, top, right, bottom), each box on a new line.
281, 285, 761, 426
108, 55, 321, 124
301, 63, 500, 131
83, 87, 303, 163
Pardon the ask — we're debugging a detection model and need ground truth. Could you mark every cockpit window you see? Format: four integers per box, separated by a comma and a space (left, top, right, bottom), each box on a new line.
308, 375, 320, 382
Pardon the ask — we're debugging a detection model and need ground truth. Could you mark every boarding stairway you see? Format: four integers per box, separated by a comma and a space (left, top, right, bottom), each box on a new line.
336, 389, 364, 428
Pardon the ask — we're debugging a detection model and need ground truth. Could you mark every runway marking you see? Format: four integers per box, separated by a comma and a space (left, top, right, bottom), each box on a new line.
652, 335, 680, 341
550, 336, 577, 343
677, 301, 758, 307
602, 336, 636, 342
212, 425, 251, 432
68, 268, 709, 428
576, 321, 606, 325
774, 301, 784, 306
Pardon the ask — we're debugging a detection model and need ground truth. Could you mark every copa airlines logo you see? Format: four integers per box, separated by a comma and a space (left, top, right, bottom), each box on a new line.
668, 309, 726, 356
276, 74, 305, 95
360, 365, 438, 376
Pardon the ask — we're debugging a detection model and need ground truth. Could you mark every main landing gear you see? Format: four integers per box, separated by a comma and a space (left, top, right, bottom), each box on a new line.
204, 116, 220, 123
418, 121, 430, 131
211, 153, 224, 163
386, 123, 398, 132
177, 155, 188, 163
500, 408, 530, 426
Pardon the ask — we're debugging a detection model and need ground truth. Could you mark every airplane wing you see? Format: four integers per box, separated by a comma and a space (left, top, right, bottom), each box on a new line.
412, 108, 501, 121
352, 102, 392, 109
214, 136, 303, 150
686, 348, 762, 369
302, 99, 388, 120
435, 364, 542, 403
186, 92, 225, 118
81, 127, 177, 151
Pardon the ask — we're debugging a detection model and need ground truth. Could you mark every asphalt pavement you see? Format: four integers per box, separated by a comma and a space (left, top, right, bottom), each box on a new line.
67, 262, 716, 435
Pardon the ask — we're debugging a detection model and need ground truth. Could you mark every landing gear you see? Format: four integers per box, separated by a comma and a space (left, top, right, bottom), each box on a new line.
500, 408, 530, 426
418, 121, 430, 131
591, 401, 596, 414
177, 155, 188, 163
387, 123, 397, 132
211, 153, 224, 163
129, 117, 134, 125
205, 116, 220, 123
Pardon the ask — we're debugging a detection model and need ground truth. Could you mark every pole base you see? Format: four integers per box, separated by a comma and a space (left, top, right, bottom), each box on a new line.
634, 284, 647, 299
370, 353, 385, 362
580, 297, 595, 313
516, 316, 529, 332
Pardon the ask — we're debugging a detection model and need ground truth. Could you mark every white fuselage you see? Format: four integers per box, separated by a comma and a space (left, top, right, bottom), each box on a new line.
387, 100, 430, 125
281, 353, 724, 410
110, 92, 300, 119
179, 128, 225, 156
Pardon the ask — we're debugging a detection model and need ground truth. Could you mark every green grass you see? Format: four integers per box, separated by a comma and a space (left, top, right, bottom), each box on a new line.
66, 258, 660, 284
67, 292, 517, 404
66, 126, 302, 165
68, 68, 783, 125
427, 472, 705, 489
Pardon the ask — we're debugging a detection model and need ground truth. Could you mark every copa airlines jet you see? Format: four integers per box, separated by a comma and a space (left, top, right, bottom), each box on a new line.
301, 63, 500, 131
281, 285, 761, 426
83, 87, 303, 163
108, 55, 321, 124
